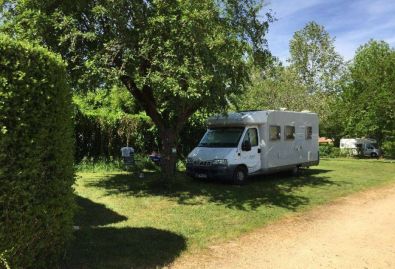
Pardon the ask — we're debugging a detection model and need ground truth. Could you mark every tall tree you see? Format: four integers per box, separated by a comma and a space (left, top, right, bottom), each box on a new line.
238, 63, 309, 111
289, 21, 344, 94
238, 63, 335, 127
1, 0, 273, 178
341, 40, 395, 143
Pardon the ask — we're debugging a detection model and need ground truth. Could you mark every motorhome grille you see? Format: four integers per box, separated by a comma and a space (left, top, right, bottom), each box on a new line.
194, 168, 209, 173
194, 161, 212, 166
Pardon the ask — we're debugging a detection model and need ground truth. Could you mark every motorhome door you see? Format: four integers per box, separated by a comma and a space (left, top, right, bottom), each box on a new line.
240, 127, 261, 173
364, 143, 375, 156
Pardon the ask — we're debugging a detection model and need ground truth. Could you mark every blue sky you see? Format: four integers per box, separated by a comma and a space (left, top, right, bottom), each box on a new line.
264, 0, 395, 62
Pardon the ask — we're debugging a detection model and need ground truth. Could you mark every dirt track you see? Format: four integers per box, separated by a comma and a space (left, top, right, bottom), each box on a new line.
171, 184, 395, 269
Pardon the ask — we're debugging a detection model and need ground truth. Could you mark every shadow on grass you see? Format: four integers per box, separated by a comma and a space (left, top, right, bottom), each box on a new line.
63, 227, 186, 269
63, 196, 186, 269
74, 196, 127, 226
89, 168, 341, 211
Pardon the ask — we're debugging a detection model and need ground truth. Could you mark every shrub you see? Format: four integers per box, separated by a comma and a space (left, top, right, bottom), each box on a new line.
382, 140, 395, 159
75, 157, 124, 173
319, 144, 342, 158
75, 154, 159, 173
0, 35, 74, 268
0, 251, 10, 269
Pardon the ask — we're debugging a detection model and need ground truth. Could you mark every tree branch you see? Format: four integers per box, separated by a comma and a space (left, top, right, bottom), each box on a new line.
120, 75, 164, 130
175, 102, 202, 133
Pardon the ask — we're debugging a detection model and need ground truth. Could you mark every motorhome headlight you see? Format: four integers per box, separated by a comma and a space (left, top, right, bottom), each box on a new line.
212, 159, 228, 166
186, 157, 194, 164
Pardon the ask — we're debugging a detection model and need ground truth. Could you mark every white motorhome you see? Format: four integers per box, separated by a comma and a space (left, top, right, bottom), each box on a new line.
339, 138, 381, 157
186, 110, 319, 184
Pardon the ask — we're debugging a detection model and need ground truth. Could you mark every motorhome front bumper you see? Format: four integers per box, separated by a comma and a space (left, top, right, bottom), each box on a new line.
186, 164, 236, 180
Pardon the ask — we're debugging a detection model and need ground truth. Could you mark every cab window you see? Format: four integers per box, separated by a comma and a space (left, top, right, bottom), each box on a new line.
243, 128, 258, 146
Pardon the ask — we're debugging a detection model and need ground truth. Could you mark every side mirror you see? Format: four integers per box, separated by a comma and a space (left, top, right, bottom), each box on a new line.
242, 140, 251, 151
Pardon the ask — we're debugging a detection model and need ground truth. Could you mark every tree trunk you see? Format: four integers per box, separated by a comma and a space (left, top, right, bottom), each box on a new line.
159, 128, 178, 180
120, 76, 195, 181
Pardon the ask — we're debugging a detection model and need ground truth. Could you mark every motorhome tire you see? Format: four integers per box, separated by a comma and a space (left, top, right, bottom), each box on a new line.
291, 166, 299, 176
371, 152, 378, 158
233, 166, 247, 185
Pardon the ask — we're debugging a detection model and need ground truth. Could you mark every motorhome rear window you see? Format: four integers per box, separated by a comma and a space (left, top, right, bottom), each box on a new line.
306, 126, 312, 139
285, 126, 295, 140
198, 127, 244, 147
269, 126, 281, 140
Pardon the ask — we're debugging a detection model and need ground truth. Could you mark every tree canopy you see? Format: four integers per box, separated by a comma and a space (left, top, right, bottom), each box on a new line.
239, 22, 344, 131
341, 40, 395, 142
239, 63, 310, 110
289, 21, 344, 94
1, 0, 273, 177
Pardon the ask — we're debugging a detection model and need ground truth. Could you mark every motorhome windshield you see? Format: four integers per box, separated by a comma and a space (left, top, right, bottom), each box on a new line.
198, 127, 244, 148
368, 143, 378, 149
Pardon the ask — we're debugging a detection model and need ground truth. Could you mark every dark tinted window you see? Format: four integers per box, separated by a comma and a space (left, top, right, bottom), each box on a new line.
270, 126, 281, 141
285, 126, 295, 140
306, 126, 312, 139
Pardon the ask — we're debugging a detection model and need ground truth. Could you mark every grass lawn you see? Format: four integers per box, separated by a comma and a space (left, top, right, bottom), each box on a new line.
63, 158, 395, 268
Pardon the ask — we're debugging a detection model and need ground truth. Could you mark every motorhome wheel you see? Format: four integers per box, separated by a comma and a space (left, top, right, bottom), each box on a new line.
291, 166, 300, 176
233, 166, 247, 185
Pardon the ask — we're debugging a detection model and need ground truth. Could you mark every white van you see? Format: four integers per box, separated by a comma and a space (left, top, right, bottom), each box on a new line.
186, 110, 319, 184
339, 138, 381, 157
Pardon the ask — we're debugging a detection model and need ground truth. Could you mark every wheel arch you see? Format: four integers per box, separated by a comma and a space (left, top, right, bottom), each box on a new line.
236, 164, 248, 175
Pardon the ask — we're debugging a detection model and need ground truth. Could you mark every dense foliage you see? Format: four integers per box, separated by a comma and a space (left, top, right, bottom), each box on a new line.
73, 86, 157, 161
382, 141, 395, 159
0, 35, 74, 268
238, 64, 335, 123
319, 144, 342, 158
238, 22, 343, 130
1, 0, 273, 177
72, 86, 206, 161
340, 41, 395, 143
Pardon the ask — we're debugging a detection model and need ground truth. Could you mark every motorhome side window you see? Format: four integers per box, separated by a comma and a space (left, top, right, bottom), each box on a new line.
269, 126, 281, 141
243, 128, 258, 146
306, 126, 312, 139
285, 126, 295, 140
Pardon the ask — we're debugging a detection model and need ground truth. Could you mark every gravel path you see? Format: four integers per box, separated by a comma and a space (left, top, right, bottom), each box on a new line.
171, 184, 395, 269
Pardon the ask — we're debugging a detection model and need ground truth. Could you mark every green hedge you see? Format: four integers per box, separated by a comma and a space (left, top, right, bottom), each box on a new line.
0, 35, 74, 268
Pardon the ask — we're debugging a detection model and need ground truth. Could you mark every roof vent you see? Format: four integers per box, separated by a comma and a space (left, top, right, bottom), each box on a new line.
279, 107, 287, 111
301, 110, 311, 113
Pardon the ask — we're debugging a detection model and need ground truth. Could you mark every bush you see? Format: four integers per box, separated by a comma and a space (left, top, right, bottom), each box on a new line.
382, 140, 395, 159
0, 251, 10, 269
319, 144, 342, 158
75, 157, 124, 173
0, 35, 74, 268
75, 154, 160, 173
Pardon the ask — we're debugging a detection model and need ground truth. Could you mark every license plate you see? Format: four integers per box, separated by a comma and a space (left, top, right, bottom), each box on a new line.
196, 173, 207, 179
